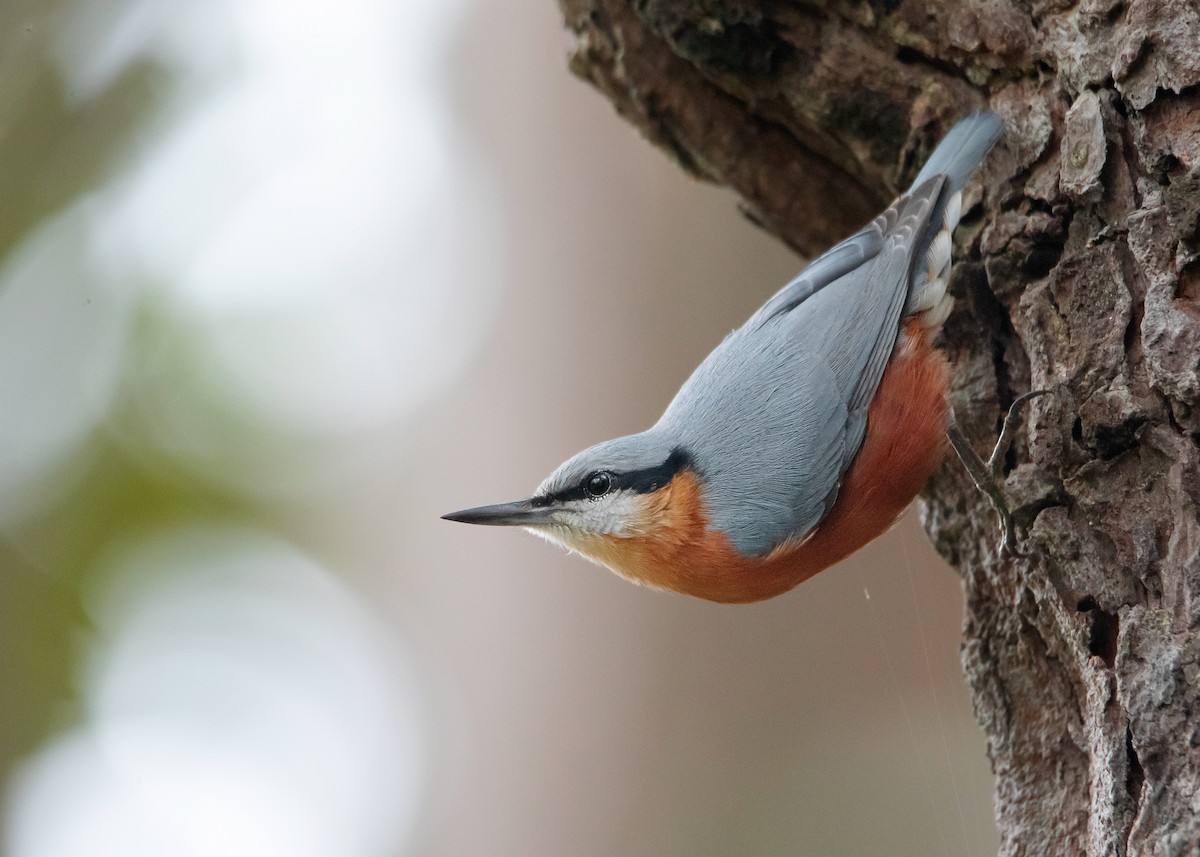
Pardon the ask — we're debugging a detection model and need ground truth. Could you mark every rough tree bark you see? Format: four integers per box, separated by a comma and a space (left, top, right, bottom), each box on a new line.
555, 0, 1200, 854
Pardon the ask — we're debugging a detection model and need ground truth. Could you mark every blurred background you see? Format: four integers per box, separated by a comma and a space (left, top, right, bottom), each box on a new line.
0, 0, 998, 855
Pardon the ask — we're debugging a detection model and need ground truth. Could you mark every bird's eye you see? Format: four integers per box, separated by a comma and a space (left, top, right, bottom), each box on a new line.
584, 471, 613, 498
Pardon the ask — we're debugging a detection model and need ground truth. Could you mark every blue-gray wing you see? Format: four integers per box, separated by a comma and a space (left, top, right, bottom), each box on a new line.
748, 111, 1001, 333
657, 181, 944, 556
652, 113, 1002, 556
747, 225, 883, 328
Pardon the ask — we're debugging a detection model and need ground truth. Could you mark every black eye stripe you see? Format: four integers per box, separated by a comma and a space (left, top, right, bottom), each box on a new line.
541, 447, 693, 504
613, 447, 692, 494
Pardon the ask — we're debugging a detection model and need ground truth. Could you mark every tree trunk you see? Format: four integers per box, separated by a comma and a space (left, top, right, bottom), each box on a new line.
556, 0, 1200, 853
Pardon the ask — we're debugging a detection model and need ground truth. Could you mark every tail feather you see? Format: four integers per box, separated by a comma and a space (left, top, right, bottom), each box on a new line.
909, 110, 1004, 197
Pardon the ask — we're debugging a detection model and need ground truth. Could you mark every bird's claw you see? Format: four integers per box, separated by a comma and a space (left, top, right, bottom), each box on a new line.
987, 390, 1050, 477
947, 389, 1050, 557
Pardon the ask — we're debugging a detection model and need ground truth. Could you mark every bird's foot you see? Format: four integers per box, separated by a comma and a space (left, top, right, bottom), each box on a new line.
947, 390, 1050, 557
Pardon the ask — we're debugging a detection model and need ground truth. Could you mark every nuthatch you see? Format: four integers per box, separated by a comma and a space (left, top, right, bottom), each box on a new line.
446, 113, 1014, 603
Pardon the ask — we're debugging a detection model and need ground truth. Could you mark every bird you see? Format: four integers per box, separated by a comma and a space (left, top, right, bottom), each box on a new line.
445, 112, 1009, 604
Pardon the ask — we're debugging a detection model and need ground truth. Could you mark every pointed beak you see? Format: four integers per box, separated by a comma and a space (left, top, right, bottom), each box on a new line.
441, 498, 554, 527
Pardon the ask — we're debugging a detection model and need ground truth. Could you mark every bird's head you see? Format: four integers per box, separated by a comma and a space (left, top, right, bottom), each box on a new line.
443, 433, 703, 574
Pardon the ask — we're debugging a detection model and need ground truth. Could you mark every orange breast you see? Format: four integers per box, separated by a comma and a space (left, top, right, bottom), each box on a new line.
579, 320, 950, 603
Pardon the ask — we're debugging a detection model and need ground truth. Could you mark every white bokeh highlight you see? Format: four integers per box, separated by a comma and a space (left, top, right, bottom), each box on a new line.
0, 0, 501, 512
5, 525, 426, 857
92, 0, 495, 434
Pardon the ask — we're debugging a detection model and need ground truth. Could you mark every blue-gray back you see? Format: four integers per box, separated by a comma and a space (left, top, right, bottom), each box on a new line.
650, 112, 1002, 556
